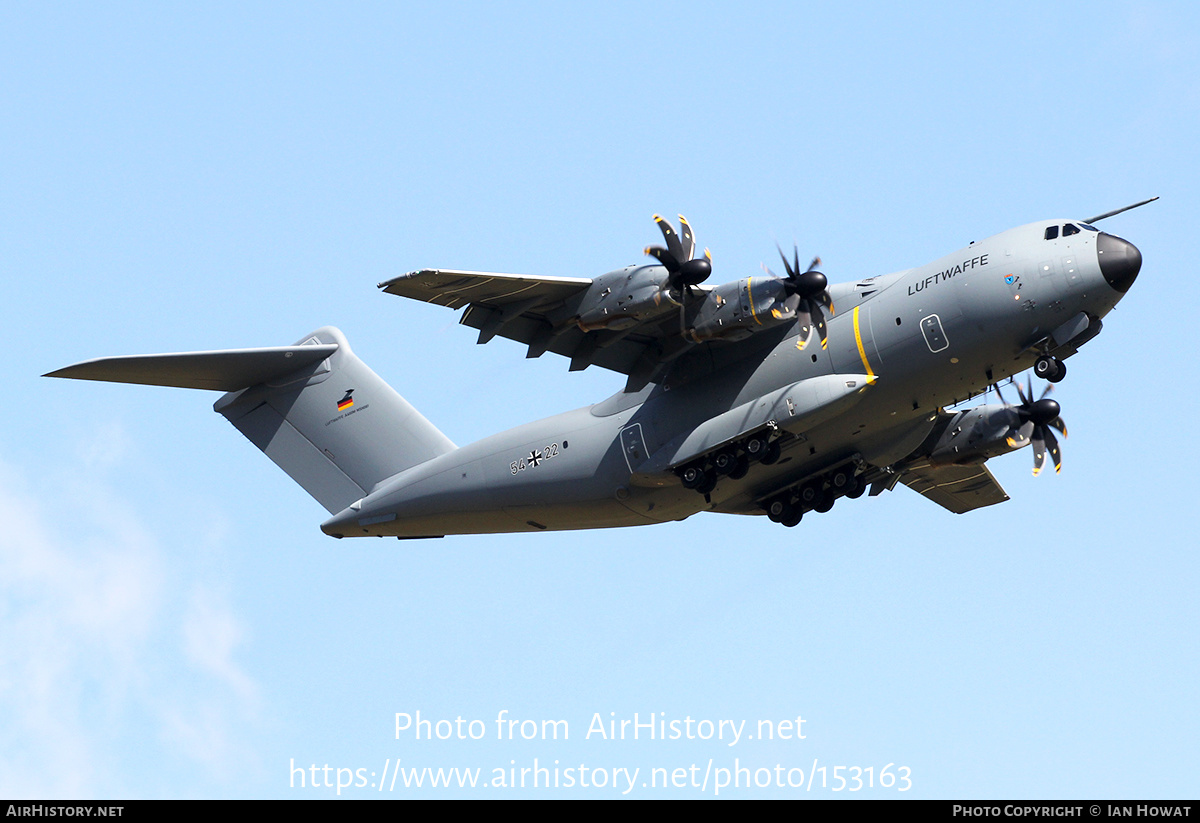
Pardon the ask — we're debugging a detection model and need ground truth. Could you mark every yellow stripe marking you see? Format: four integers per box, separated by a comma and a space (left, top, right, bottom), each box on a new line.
747, 277, 762, 325
852, 306, 875, 377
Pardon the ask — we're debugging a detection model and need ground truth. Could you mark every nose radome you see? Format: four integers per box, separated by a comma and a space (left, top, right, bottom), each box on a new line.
1097, 232, 1142, 293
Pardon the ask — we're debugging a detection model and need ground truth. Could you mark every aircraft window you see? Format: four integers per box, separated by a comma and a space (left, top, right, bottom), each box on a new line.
1044, 226, 1059, 240
1080, 223, 1099, 231
1062, 224, 1080, 237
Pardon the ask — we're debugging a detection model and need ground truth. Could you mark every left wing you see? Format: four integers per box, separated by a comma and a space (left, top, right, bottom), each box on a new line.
379, 268, 590, 312
379, 268, 706, 387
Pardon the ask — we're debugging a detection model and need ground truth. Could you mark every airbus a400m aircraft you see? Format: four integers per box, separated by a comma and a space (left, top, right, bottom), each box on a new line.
47, 201, 1151, 537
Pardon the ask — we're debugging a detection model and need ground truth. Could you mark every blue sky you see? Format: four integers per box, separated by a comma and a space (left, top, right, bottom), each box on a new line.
3, 1, 1197, 798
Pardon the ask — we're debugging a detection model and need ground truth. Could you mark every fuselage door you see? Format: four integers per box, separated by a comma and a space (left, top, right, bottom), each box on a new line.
920, 314, 950, 353
619, 423, 649, 473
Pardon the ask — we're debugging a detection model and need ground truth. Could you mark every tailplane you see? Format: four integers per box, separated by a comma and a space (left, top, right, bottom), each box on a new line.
46, 326, 456, 513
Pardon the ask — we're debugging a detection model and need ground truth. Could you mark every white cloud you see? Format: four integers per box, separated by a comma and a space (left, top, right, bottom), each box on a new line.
0, 458, 260, 797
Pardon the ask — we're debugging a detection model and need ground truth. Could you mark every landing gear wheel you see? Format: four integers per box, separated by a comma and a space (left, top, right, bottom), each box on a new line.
744, 435, 770, 463
781, 509, 802, 528
712, 450, 738, 476
695, 472, 717, 495
1035, 355, 1066, 383
845, 476, 866, 499
760, 440, 782, 465
829, 466, 856, 495
728, 454, 750, 480
679, 465, 706, 489
797, 481, 822, 510
765, 496, 795, 523
813, 492, 835, 514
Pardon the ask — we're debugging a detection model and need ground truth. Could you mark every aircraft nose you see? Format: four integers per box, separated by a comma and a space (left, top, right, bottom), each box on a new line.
1097, 232, 1142, 293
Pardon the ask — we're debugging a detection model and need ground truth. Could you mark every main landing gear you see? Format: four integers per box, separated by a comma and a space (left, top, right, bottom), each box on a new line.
1034, 354, 1066, 383
762, 464, 866, 528
677, 433, 783, 497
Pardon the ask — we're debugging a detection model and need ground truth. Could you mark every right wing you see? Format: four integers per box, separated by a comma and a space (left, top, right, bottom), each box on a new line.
900, 462, 1010, 514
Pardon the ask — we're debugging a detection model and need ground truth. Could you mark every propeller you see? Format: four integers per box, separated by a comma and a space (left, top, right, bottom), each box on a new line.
995, 377, 1069, 476
765, 244, 834, 350
644, 214, 712, 335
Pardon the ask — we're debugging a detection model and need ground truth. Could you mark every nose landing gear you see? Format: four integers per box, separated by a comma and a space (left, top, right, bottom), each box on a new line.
1034, 354, 1066, 383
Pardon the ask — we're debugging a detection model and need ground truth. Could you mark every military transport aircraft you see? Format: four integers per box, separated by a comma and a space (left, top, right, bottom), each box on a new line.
46, 200, 1151, 537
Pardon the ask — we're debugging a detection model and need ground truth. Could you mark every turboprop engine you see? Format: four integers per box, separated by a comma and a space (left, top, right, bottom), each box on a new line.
687, 246, 835, 346
924, 380, 1068, 475
685, 276, 796, 342
575, 267, 677, 332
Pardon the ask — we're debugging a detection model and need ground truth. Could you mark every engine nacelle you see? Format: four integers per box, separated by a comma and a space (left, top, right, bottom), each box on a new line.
925, 404, 1027, 466
686, 277, 795, 342
576, 266, 677, 332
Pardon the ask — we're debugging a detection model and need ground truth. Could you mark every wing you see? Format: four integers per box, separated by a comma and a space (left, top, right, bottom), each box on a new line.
379, 268, 590, 312
380, 268, 707, 389
899, 462, 1010, 514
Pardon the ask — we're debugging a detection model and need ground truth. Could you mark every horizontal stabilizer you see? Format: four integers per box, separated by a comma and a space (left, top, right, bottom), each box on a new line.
47, 327, 457, 515
44, 345, 339, 391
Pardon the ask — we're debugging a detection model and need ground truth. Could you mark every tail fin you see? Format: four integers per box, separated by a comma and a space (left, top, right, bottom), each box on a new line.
47, 326, 456, 513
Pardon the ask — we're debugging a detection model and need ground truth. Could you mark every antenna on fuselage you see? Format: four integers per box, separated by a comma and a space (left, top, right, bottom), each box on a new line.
1083, 196, 1159, 224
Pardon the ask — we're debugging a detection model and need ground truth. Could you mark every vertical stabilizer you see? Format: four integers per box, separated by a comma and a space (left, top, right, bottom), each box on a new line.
213, 327, 455, 513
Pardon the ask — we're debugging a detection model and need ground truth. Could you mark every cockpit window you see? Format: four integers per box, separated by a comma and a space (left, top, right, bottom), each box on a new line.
1079, 223, 1099, 231
1062, 223, 1080, 237
1044, 225, 1059, 240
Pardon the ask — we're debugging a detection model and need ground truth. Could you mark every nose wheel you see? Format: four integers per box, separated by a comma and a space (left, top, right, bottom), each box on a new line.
1034, 355, 1066, 383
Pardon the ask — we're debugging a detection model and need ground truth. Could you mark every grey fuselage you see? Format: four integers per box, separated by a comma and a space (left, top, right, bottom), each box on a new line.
322, 220, 1137, 538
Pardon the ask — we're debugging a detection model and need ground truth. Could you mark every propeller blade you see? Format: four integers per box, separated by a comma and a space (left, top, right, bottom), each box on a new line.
1015, 379, 1031, 407
1031, 429, 1046, 476
645, 245, 679, 272
653, 214, 683, 262
795, 307, 813, 350
678, 215, 695, 262
1043, 426, 1062, 473
812, 303, 829, 350
776, 244, 797, 279
1048, 417, 1068, 438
